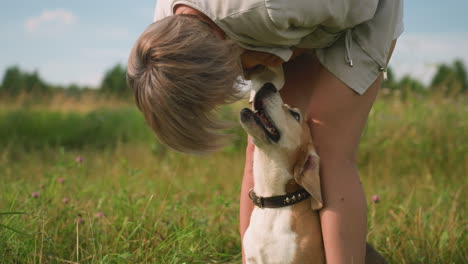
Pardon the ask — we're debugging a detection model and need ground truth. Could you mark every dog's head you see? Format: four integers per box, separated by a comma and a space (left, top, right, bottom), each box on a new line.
240, 83, 322, 210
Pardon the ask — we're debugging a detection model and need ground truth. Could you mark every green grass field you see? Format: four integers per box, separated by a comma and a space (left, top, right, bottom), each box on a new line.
0, 94, 466, 263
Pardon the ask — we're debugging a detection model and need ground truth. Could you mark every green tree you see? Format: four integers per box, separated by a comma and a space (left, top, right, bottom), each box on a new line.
398, 75, 426, 100
453, 60, 467, 92
399, 75, 425, 92
100, 64, 130, 98
1, 66, 26, 95
430, 60, 467, 96
25, 71, 48, 95
1, 66, 49, 96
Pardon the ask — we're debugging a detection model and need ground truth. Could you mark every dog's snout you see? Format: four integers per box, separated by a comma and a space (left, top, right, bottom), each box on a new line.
240, 108, 253, 123
262, 82, 277, 93
254, 83, 278, 110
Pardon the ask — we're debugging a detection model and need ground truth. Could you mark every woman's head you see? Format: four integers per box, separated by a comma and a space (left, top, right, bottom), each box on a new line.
127, 15, 243, 154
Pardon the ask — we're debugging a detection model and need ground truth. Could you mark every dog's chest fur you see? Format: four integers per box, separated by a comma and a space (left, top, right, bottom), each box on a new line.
244, 207, 297, 264
243, 149, 324, 264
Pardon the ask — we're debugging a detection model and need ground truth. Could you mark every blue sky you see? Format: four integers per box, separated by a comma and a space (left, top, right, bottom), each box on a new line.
1, 0, 467, 86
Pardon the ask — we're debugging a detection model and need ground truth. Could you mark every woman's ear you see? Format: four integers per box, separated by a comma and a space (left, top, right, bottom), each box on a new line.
293, 144, 323, 210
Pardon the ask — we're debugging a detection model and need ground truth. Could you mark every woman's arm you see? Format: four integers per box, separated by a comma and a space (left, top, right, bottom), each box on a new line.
240, 137, 255, 264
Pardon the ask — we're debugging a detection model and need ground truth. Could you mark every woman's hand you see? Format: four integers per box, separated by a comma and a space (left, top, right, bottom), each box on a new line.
241, 50, 284, 70
241, 48, 307, 70
241, 48, 308, 79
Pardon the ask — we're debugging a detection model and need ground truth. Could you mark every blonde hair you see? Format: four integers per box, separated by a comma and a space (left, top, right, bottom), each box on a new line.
127, 15, 243, 154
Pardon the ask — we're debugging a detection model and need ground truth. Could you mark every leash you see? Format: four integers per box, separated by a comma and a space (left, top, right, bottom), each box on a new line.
249, 188, 310, 208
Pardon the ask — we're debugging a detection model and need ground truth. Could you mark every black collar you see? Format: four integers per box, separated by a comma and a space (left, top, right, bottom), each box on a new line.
248, 188, 310, 208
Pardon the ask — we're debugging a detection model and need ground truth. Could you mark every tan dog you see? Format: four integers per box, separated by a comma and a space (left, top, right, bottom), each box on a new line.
240, 83, 386, 264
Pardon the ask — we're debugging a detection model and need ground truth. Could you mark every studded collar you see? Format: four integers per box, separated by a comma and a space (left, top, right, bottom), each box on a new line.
248, 188, 310, 208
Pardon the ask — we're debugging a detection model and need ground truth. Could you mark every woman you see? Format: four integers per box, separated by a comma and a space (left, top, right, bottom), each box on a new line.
127, 0, 403, 262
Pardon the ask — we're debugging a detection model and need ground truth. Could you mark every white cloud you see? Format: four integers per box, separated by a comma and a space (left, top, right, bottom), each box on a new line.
25, 9, 77, 32
390, 33, 468, 84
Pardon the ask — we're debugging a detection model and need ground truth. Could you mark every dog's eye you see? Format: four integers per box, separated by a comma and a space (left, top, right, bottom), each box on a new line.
289, 110, 301, 122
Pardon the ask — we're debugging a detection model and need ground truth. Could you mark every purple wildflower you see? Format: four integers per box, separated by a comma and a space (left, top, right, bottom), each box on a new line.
76, 156, 83, 164
77, 217, 84, 224
32, 192, 39, 198
57, 177, 65, 184
62, 198, 70, 204
372, 194, 380, 203
95, 211, 104, 218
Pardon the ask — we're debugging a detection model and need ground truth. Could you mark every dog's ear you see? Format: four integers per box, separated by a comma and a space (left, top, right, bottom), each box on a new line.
293, 144, 323, 210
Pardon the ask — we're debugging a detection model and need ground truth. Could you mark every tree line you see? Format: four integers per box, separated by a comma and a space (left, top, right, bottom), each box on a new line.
0, 64, 129, 98
1, 60, 467, 98
383, 59, 467, 97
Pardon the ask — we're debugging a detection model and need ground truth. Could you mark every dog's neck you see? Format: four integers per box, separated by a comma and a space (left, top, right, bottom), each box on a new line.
253, 147, 293, 197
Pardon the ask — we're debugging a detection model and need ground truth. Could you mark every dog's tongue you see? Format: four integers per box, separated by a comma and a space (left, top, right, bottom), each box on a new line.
254, 107, 278, 137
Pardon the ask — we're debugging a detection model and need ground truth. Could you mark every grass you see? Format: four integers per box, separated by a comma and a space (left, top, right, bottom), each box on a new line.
0, 97, 245, 152
0, 145, 244, 263
0, 108, 153, 150
0, 94, 466, 263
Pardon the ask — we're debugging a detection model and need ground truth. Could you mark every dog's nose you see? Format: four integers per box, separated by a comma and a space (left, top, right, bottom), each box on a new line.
261, 82, 277, 93
253, 82, 278, 111
240, 108, 253, 122
254, 83, 277, 104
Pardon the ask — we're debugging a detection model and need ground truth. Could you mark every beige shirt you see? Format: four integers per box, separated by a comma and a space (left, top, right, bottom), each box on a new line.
154, 0, 378, 61
153, 0, 403, 94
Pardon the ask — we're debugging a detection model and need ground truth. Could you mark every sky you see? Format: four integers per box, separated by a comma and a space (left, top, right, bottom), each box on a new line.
1, 0, 467, 87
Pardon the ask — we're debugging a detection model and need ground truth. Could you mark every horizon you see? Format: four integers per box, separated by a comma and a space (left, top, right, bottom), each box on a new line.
1, 0, 467, 87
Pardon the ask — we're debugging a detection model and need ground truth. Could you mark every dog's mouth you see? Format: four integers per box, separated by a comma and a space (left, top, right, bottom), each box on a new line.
240, 83, 281, 143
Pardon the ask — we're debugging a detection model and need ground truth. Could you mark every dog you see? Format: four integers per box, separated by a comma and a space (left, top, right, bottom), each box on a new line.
240, 83, 386, 264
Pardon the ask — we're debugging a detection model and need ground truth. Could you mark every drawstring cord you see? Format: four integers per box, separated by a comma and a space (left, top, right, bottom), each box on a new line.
344, 28, 388, 80
345, 29, 353, 67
